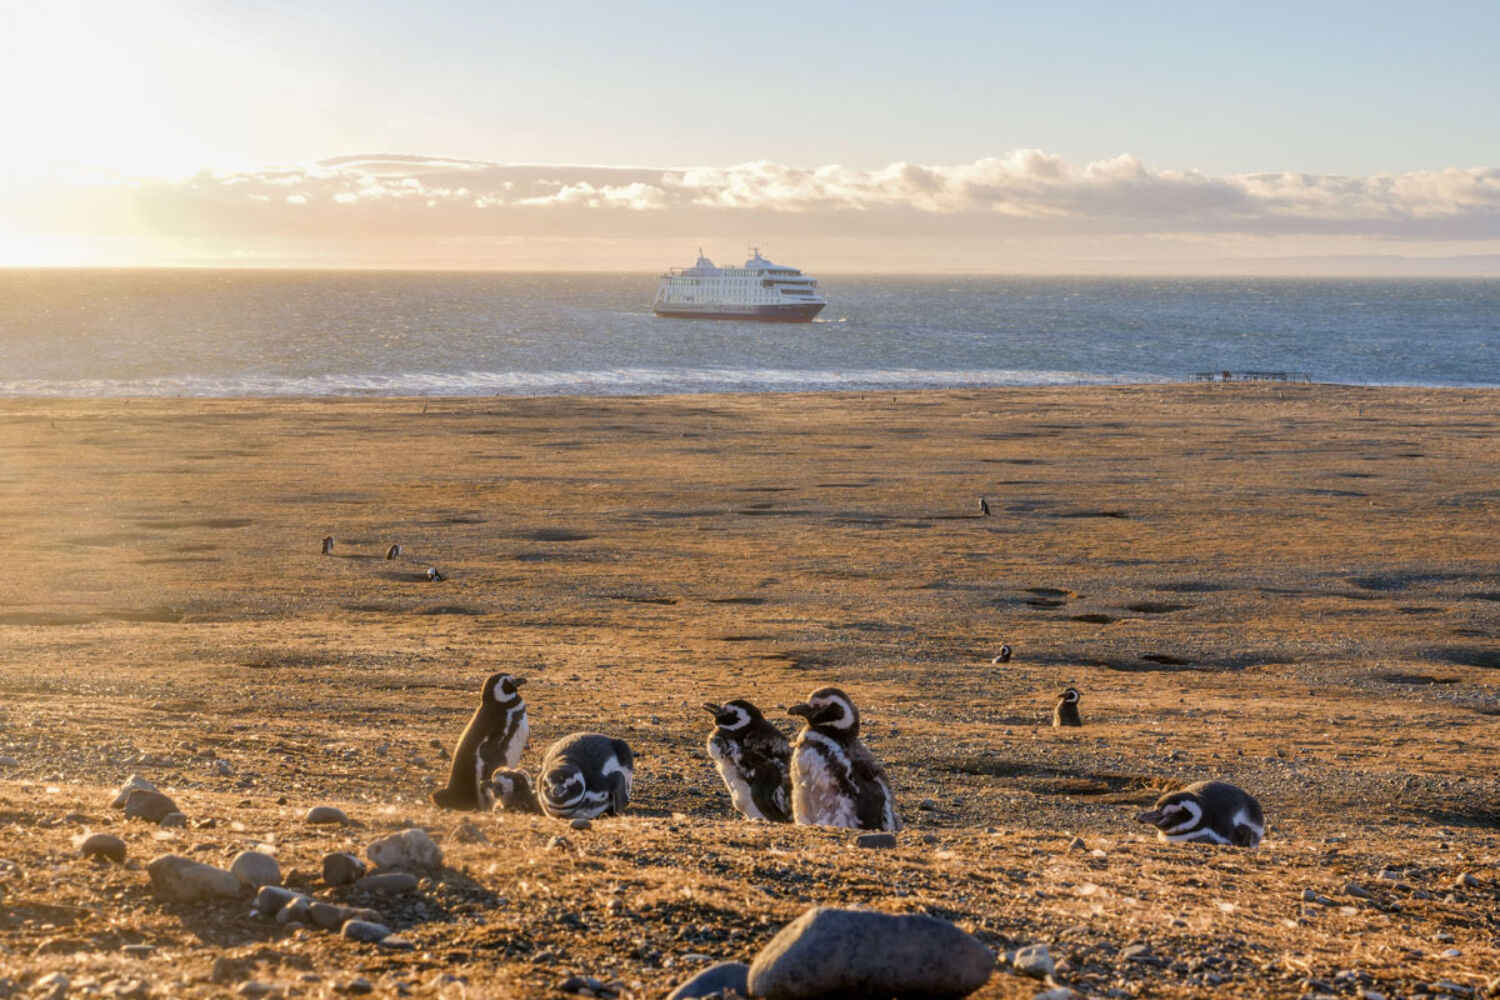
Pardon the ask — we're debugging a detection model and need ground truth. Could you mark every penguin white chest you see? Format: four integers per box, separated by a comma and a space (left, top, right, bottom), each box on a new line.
791, 736, 859, 828
506, 711, 529, 769
709, 739, 764, 821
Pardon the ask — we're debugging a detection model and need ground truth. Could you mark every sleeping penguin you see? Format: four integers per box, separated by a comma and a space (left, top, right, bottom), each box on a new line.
538, 733, 634, 820
1136, 780, 1264, 847
703, 699, 792, 823
431, 672, 529, 811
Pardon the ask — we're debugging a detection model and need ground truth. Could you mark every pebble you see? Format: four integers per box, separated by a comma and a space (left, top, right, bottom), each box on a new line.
1345, 882, 1373, 899
855, 833, 897, 849
159, 811, 187, 828
111, 775, 158, 808
747, 906, 994, 1000
1033, 990, 1083, 1000
33, 972, 70, 1000
0, 756, 18, 768
305, 805, 349, 825
449, 820, 490, 843
123, 790, 180, 824
570, 818, 592, 832
277, 896, 314, 926
1302, 889, 1335, 906
366, 828, 442, 870
79, 833, 127, 863
340, 977, 374, 995
379, 935, 416, 951
341, 919, 392, 943
355, 872, 419, 894
1013, 943, 1055, 978
1455, 872, 1479, 888
323, 851, 367, 886
147, 854, 242, 902
237, 982, 271, 998
253, 885, 308, 918
1067, 836, 1087, 851
229, 850, 281, 888
668, 962, 750, 1000
310, 902, 383, 931
122, 944, 156, 958
917, 798, 937, 811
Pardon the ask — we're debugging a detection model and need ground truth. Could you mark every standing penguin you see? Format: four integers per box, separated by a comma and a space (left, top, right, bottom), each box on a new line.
386, 544, 402, 560
1136, 780, 1264, 847
431, 672, 529, 811
538, 733, 634, 820
321, 536, 335, 555
1053, 687, 1083, 727
991, 644, 1013, 664
487, 767, 542, 814
787, 687, 900, 831
703, 699, 792, 823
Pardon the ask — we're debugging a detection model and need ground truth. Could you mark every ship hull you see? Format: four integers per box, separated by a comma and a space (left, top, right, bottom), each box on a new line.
653, 302, 825, 323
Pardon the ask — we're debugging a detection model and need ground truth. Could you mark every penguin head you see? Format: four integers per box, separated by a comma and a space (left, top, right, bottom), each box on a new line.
489, 768, 535, 809
787, 687, 859, 736
1136, 789, 1204, 833
1058, 687, 1081, 704
482, 672, 526, 706
703, 699, 763, 733
541, 764, 586, 808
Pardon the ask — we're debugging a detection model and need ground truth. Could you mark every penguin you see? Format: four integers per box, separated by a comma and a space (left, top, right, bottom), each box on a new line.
538, 733, 634, 820
426, 567, 445, 582
703, 699, 792, 823
787, 687, 900, 831
992, 644, 1013, 664
1053, 687, 1083, 727
1136, 780, 1264, 847
979, 497, 991, 516
431, 672, 529, 811
321, 536, 334, 555
487, 768, 542, 814
386, 544, 402, 560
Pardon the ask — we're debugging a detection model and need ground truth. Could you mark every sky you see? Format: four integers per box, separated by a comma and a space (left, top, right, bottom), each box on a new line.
3, 0, 1499, 272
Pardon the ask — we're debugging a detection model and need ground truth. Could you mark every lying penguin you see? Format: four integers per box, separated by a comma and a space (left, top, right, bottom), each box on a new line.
1136, 780, 1264, 847
538, 733, 634, 820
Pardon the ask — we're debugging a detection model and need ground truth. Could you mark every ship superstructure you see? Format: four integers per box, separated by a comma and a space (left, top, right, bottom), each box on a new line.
653, 249, 826, 322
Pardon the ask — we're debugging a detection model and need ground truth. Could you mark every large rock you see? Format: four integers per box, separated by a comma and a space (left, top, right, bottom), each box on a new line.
668, 962, 750, 1000
366, 828, 442, 871
1012, 943, 1054, 979
322, 851, 367, 886
747, 907, 994, 1000
146, 855, 241, 902
124, 789, 179, 824
229, 850, 281, 888
111, 775, 158, 808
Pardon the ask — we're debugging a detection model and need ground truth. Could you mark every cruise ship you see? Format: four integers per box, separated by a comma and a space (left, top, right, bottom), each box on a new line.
653, 249, 826, 322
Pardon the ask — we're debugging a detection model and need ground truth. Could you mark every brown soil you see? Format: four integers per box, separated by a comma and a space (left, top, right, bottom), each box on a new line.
1, 384, 1498, 999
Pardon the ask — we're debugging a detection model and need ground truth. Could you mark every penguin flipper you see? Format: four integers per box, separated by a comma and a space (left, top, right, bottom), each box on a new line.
606, 772, 631, 815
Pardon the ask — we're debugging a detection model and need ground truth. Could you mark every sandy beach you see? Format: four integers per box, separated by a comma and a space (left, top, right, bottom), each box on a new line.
1, 383, 1498, 999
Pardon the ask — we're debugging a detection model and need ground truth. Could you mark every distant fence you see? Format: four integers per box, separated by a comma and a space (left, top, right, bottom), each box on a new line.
1193, 370, 1313, 383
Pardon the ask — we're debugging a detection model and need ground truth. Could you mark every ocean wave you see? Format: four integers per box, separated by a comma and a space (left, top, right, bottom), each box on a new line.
0, 367, 1170, 399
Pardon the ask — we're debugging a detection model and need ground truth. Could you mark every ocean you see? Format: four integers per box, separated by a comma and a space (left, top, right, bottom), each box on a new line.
1, 270, 1497, 396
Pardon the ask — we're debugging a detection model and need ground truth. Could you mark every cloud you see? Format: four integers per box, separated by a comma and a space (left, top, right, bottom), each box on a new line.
118, 151, 1500, 244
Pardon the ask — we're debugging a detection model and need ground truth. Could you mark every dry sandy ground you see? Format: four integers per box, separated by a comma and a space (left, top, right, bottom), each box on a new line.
0, 384, 1498, 999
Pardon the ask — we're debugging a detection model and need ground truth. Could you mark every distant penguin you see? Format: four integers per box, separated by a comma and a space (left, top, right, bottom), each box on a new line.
703, 699, 792, 823
487, 767, 542, 814
431, 672, 529, 811
1053, 687, 1083, 727
426, 567, 445, 582
386, 544, 402, 560
992, 644, 1013, 664
979, 497, 991, 516
1136, 780, 1264, 847
321, 536, 335, 555
787, 687, 900, 831
538, 733, 634, 820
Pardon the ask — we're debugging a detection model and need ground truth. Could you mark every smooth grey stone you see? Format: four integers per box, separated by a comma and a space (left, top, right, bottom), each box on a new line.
747, 907, 994, 1000
159, 812, 187, 828
229, 851, 281, 888
111, 775, 157, 808
322, 851, 367, 886
147, 854, 241, 902
340, 919, 391, 942
252, 885, 307, 918
668, 962, 750, 999
378, 936, 416, 951
276, 896, 314, 926
354, 872, 419, 894
310, 901, 383, 931
79, 833, 127, 863
366, 828, 442, 870
124, 790, 179, 824
1012, 943, 1054, 978
855, 833, 897, 849
305, 805, 349, 825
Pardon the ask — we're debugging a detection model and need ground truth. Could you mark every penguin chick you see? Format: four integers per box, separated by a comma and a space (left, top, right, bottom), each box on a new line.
703, 699, 792, 823
431, 672, 529, 811
991, 644, 1013, 664
426, 567, 445, 582
386, 544, 402, 560
1053, 687, 1083, 727
538, 733, 634, 820
787, 687, 900, 831
1136, 780, 1264, 847
321, 536, 334, 555
487, 768, 542, 814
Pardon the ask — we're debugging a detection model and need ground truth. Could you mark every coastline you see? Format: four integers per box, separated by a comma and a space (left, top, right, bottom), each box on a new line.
2, 383, 1498, 997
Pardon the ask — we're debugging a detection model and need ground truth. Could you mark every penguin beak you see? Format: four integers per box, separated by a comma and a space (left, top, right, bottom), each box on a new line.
701, 702, 721, 714
787, 703, 814, 719
511, 677, 526, 688
1135, 808, 1164, 825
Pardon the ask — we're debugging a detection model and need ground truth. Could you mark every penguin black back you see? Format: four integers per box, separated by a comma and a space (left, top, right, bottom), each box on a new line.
704, 699, 792, 823
1053, 687, 1083, 727
431, 672, 528, 811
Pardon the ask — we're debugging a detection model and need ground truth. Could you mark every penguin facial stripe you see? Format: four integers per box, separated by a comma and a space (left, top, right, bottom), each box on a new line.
716, 704, 751, 731
1158, 800, 1203, 834
1164, 826, 1230, 844
806, 694, 854, 730
1231, 808, 1264, 838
